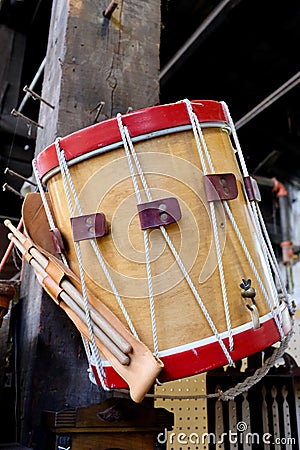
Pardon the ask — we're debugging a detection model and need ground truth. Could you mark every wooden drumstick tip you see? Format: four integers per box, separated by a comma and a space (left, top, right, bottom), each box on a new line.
6, 233, 26, 256
4, 219, 26, 245
4, 219, 12, 228
5, 220, 18, 236
4, 220, 18, 235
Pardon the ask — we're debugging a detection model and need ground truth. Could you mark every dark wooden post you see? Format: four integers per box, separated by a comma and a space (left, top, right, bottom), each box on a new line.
17, 0, 161, 448
35, 0, 160, 149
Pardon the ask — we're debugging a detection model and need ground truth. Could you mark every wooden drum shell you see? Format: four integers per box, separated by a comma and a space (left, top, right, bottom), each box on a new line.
36, 100, 290, 383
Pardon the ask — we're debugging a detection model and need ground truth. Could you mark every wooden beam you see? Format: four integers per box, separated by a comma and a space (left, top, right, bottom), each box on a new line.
17, 0, 161, 446
36, 0, 161, 152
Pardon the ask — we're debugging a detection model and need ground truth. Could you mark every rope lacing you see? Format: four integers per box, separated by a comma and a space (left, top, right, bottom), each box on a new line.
184, 99, 234, 351
116, 114, 159, 357
54, 140, 139, 340
54, 139, 109, 390
117, 113, 234, 366
221, 100, 285, 339
181, 99, 284, 341
252, 200, 293, 313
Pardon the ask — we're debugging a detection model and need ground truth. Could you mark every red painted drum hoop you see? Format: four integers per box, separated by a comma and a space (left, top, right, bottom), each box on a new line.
92, 304, 291, 388
36, 100, 228, 179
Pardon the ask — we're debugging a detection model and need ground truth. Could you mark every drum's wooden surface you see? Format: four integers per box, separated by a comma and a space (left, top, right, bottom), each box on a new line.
45, 126, 273, 354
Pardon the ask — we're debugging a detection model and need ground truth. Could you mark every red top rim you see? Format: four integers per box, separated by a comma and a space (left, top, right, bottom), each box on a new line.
35, 100, 228, 180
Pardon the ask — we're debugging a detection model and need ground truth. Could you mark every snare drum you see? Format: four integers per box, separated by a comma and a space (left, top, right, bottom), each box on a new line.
35, 99, 292, 388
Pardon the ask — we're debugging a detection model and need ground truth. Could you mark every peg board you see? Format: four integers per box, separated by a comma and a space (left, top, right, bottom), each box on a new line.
286, 312, 300, 366
295, 378, 300, 446
155, 373, 208, 450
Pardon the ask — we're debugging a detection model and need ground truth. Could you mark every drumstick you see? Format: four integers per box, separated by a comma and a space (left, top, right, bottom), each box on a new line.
29, 246, 132, 356
7, 231, 130, 365
0, 217, 23, 272
4, 219, 132, 355
60, 279, 132, 355
29, 256, 130, 366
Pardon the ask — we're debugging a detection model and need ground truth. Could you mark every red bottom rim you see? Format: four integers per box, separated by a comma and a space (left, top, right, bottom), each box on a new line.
91, 304, 292, 389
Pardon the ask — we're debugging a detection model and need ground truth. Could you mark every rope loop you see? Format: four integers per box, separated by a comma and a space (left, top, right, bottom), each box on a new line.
139, 325, 294, 402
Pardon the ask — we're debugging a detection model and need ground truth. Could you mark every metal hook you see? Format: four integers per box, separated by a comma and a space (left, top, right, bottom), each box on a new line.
2, 183, 24, 199
11, 109, 44, 129
4, 168, 37, 187
90, 101, 105, 123
23, 85, 55, 109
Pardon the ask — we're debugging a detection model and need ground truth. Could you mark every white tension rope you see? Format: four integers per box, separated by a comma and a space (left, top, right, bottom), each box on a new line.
117, 110, 234, 366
